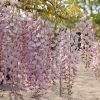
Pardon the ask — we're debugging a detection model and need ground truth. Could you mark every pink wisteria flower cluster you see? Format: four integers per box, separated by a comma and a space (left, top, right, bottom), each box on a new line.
75, 16, 95, 69
52, 27, 79, 96
0, 6, 56, 99
90, 41, 100, 79
0, 5, 96, 100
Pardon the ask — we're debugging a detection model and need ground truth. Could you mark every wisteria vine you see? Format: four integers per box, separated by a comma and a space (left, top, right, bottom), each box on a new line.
0, 5, 98, 100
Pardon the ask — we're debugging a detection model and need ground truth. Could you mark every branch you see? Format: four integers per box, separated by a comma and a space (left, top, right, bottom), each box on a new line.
96, 34, 100, 38
15, 3, 75, 23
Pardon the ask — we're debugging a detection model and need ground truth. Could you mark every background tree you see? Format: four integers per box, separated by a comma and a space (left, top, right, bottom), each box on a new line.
63, 0, 100, 40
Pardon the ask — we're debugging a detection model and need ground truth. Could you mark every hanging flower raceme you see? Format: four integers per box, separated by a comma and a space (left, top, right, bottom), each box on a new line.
90, 41, 100, 79
51, 25, 79, 97
75, 16, 95, 70
21, 18, 56, 98
0, 5, 59, 99
0, 6, 26, 99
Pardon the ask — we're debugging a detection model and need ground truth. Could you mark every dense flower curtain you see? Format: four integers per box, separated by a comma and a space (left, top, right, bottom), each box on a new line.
0, 5, 98, 100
